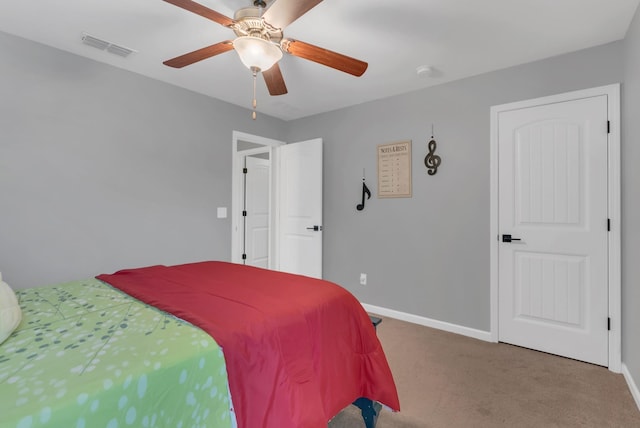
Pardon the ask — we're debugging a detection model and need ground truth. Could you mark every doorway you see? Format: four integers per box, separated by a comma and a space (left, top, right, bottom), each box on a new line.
232, 132, 284, 270
489, 84, 621, 372
231, 132, 324, 278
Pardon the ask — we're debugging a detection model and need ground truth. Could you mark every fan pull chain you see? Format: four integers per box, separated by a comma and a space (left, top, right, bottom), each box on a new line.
251, 67, 258, 120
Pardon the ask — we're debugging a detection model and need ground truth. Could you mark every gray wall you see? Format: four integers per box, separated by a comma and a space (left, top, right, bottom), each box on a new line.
0, 31, 286, 288
1, 21, 636, 384
286, 42, 624, 331
623, 5, 640, 392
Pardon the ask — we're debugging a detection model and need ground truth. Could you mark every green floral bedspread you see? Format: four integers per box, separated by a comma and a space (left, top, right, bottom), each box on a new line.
0, 279, 233, 428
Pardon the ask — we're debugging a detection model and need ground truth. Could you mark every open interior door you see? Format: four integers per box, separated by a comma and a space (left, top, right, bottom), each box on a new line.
276, 139, 323, 278
243, 154, 271, 269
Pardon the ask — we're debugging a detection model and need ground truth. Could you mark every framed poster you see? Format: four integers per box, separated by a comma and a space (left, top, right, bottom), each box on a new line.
377, 140, 412, 198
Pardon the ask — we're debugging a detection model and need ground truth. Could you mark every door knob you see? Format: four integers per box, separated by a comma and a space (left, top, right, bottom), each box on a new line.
502, 234, 521, 243
306, 225, 323, 231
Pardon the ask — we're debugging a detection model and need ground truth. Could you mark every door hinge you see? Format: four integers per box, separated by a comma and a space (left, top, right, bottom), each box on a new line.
608, 317, 611, 331
607, 218, 611, 231
243, 167, 248, 174
607, 121, 610, 134
242, 210, 247, 217
242, 253, 247, 260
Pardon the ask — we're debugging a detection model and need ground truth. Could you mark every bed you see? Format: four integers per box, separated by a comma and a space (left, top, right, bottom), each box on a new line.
0, 261, 400, 428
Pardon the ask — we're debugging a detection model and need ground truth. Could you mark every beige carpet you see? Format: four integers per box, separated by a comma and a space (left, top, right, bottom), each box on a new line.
329, 316, 640, 428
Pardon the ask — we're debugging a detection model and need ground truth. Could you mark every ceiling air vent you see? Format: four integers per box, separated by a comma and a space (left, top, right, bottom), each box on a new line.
81, 33, 136, 58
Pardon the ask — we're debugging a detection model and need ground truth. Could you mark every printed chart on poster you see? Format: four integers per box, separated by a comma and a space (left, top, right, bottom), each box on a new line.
377, 141, 412, 198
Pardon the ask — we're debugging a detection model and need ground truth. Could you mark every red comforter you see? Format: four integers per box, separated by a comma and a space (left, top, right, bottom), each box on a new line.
97, 261, 399, 428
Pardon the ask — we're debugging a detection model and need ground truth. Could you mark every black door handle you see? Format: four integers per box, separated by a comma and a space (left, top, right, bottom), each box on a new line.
306, 225, 323, 231
502, 234, 521, 243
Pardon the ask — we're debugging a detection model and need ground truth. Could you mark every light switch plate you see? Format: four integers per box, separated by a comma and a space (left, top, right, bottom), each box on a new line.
217, 207, 227, 218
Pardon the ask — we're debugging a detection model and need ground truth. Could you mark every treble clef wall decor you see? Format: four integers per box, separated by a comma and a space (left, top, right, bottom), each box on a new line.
424, 125, 442, 175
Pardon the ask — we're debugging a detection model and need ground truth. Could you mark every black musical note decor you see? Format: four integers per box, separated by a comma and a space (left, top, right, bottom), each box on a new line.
424, 126, 442, 175
356, 179, 371, 211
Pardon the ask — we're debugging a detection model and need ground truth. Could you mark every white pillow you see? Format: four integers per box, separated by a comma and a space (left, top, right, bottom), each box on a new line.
0, 272, 22, 345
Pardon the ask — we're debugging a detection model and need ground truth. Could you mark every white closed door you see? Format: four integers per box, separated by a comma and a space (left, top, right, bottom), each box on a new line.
497, 95, 609, 366
244, 155, 270, 269
277, 139, 323, 278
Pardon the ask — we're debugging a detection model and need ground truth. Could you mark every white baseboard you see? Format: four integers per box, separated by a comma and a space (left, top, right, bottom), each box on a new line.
361, 303, 493, 342
622, 363, 640, 412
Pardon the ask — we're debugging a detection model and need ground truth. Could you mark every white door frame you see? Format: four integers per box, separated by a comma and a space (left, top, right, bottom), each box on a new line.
231, 131, 285, 268
489, 84, 621, 372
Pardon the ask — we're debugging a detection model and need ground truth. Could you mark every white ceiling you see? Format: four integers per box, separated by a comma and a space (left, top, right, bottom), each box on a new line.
1, 0, 638, 121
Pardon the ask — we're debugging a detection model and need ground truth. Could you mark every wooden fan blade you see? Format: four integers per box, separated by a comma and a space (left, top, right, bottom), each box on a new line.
262, 63, 288, 96
163, 41, 234, 68
282, 39, 368, 77
163, 0, 234, 27
262, 0, 323, 30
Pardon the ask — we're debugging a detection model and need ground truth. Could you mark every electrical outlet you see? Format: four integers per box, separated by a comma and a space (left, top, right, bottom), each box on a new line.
359, 273, 367, 286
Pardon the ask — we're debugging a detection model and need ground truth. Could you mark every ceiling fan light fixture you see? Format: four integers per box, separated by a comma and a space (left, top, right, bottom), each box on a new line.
233, 36, 283, 72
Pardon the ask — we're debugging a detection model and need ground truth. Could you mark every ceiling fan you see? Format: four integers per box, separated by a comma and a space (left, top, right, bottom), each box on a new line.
162, 0, 368, 118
